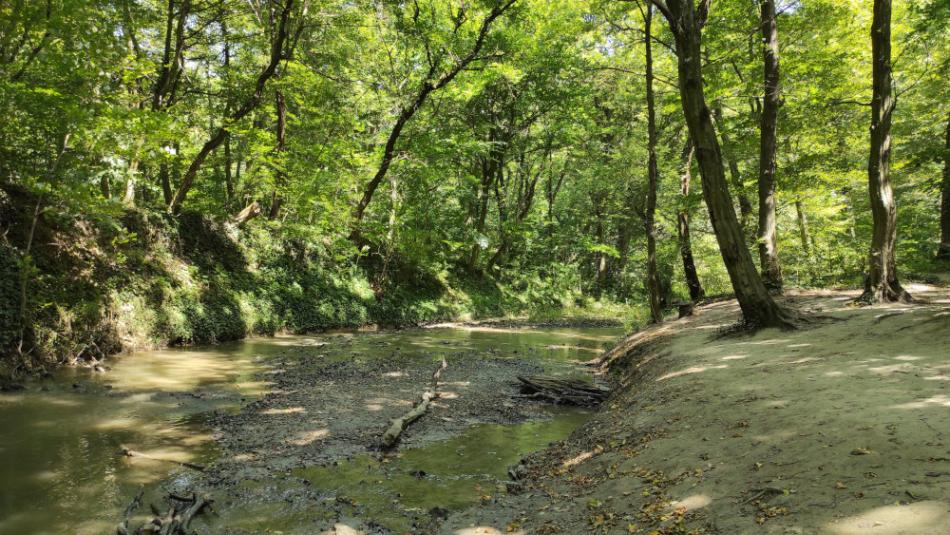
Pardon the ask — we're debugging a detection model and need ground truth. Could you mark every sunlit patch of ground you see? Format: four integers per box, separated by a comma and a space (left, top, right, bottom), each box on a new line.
826, 501, 950, 534
287, 428, 329, 446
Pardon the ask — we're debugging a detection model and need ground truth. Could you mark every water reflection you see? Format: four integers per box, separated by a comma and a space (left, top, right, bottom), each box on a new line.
0, 325, 622, 534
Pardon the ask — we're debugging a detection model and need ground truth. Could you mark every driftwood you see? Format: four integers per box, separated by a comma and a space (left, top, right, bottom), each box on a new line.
121, 446, 206, 472
116, 491, 212, 535
516, 375, 610, 406
116, 488, 144, 535
381, 358, 447, 449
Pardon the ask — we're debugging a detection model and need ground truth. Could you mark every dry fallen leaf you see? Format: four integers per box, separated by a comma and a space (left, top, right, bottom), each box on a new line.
835, 481, 847, 489
850, 448, 871, 455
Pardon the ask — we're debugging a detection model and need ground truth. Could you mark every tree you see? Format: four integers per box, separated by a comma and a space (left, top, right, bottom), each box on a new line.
939, 112, 950, 260
167, 0, 298, 215
678, 140, 705, 301
348, 0, 518, 244
859, 0, 910, 303
650, 0, 793, 328
641, 2, 663, 323
756, 0, 783, 291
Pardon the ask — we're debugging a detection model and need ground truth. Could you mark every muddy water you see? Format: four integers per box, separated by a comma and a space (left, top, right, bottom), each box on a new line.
0, 325, 622, 534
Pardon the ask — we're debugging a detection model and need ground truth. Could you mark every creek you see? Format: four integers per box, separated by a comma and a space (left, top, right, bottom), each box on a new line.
0, 324, 623, 534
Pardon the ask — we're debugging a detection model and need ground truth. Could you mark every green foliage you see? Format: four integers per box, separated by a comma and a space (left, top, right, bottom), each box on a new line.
1, 0, 948, 374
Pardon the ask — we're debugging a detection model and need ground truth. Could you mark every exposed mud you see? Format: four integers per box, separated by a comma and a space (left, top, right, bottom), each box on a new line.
175, 327, 619, 534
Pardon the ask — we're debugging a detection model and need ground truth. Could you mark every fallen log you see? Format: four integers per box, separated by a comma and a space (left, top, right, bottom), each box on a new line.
516, 375, 610, 406
120, 446, 206, 472
381, 358, 447, 449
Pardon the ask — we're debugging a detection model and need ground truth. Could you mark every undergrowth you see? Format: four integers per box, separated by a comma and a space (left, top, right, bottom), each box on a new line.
0, 185, 634, 379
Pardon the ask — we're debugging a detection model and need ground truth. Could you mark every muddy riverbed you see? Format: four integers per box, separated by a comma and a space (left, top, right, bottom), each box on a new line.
0, 324, 623, 534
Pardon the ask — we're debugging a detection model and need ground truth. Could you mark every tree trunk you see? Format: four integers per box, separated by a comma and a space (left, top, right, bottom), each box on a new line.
468, 131, 503, 271
224, 135, 234, 208
756, 0, 783, 292
122, 173, 136, 206
231, 201, 261, 228
794, 200, 811, 256
222, 18, 234, 211
938, 111, 950, 260
678, 140, 705, 301
654, 0, 793, 329
159, 161, 172, 205
860, 0, 910, 303
643, 4, 663, 324
268, 89, 286, 220
349, 0, 517, 244
167, 0, 294, 214
713, 104, 753, 235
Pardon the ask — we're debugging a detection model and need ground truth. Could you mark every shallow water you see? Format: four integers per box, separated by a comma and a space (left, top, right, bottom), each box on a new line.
0, 325, 622, 534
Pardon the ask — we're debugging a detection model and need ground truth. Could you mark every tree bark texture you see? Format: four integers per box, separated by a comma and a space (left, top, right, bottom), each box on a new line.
653, 0, 792, 328
678, 140, 705, 301
643, 4, 664, 323
756, 0, 783, 292
860, 0, 909, 303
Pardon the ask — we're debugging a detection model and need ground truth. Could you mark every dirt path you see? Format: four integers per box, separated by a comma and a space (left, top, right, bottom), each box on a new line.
443, 285, 950, 534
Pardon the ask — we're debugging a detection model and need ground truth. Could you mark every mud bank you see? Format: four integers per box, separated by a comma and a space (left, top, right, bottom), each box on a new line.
165, 326, 621, 534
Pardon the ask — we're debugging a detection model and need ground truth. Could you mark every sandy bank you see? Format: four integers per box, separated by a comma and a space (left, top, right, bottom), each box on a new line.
444, 284, 950, 535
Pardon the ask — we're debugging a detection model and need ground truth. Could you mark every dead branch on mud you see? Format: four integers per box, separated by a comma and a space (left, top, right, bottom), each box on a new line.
116, 491, 212, 535
120, 446, 206, 472
516, 375, 610, 406
380, 357, 448, 449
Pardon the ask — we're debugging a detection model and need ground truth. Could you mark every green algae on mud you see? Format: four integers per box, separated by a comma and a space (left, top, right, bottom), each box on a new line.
303, 410, 589, 522
208, 409, 592, 534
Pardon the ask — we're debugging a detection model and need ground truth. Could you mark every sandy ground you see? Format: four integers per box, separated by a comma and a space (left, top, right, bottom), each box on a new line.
442, 284, 950, 535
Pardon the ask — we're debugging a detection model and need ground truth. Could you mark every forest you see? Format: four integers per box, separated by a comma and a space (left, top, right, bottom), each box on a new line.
0, 0, 948, 534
